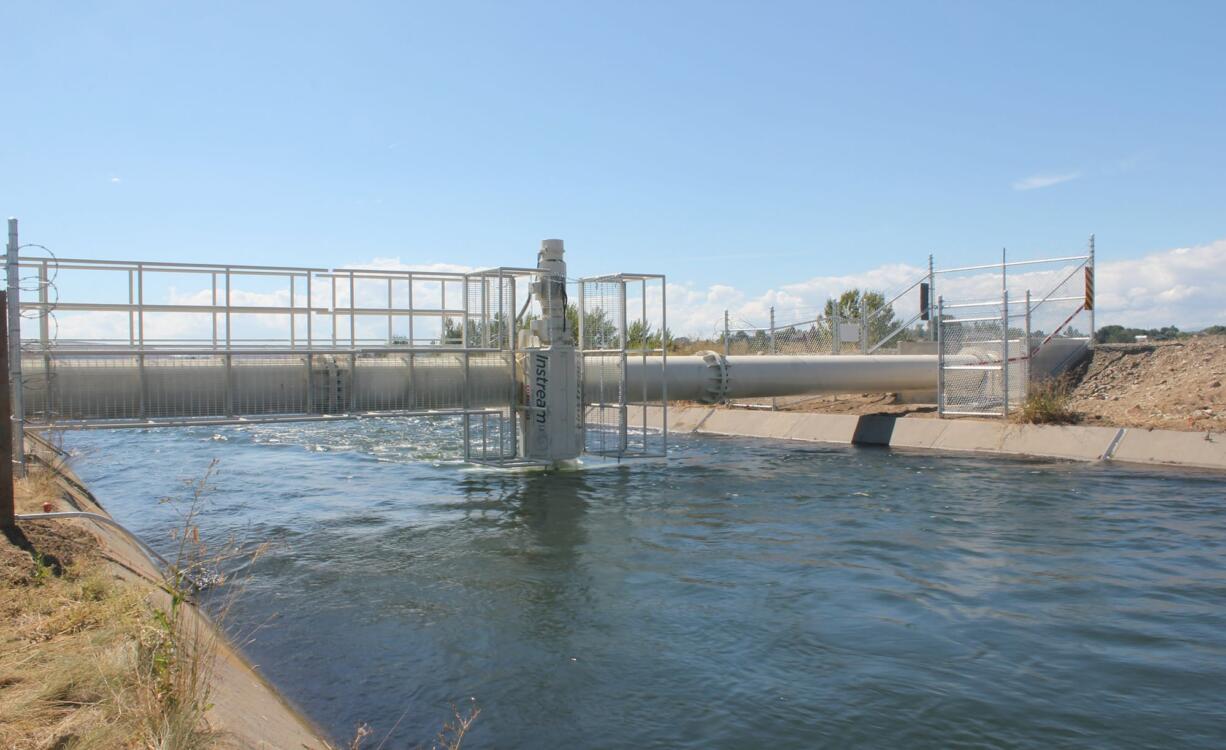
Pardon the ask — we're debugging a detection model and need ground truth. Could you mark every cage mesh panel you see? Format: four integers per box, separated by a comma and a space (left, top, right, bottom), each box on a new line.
579, 277, 666, 459
581, 280, 625, 456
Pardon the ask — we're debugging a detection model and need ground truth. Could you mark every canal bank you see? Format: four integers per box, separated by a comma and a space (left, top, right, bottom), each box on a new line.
647, 406, 1226, 471
1, 436, 331, 749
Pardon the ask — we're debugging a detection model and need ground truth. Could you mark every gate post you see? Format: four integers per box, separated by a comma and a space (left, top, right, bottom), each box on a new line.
1088, 234, 1096, 347
1001, 289, 1010, 418
936, 296, 945, 418
1024, 289, 1032, 394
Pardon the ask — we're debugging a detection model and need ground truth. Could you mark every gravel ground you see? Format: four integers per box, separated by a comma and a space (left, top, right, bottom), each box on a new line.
1067, 336, 1226, 431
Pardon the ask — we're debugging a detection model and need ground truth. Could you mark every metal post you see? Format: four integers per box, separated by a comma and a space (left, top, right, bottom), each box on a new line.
1001, 246, 1007, 298
1001, 289, 1009, 418
769, 305, 776, 410
289, 274, 296, 348
224, 267, 232, 417
38, 261, 51, 418
210, 272, 219, 348
137, 264, 147, 419
936, 296, 945, 418
508, 273, 517, 459
661, 277, 668, 453
723, 309, 730, 356
618, 279, 628, 455
349, 272, 356, 347
927, 253, 936, 341
768, 306, 776, 355
406, 274, 414, 346
306, 271, 314, 348
461, 276, 470, 458
1024, 289, 1032, 394
6, 219, 24, 477
37, 262, 48, 348
0, 290, 13, 529
858, 296, 868, 353
1088, 234, 1096, 346
832, 313, 841, 354
130, 270, 137, 346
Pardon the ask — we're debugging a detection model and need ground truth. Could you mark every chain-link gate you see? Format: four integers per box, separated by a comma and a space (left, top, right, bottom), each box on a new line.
937, 294, 1027, 417
936, 240, 1095, 417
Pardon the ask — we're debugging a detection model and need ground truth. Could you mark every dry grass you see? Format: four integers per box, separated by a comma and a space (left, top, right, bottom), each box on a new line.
1, 463, 229, 749
6, 460, 477, 750
1014, 377, 1083, 425
344, 699, 481, 750
0, 544, 221, 748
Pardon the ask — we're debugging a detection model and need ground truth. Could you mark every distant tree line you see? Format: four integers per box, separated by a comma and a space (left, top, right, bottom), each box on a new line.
1093, 324, 1226, 343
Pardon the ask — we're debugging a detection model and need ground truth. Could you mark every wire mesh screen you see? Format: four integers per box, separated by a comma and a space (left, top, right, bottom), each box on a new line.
463, 408, 517, 463
723, 316, 840, 409
465, 273, 516, 349
938, 300, 1027, 416
579, 274, 667, 459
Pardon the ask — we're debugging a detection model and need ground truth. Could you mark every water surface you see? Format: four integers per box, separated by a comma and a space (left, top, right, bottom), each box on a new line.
64, 420, 1226, 748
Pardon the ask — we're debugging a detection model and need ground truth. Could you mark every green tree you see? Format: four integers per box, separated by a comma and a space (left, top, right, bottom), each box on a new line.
823, 288, 905, 346
566, 304, 618, 347
627, 319, 674, 351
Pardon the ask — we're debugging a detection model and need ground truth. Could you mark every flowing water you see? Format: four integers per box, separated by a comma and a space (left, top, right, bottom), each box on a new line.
63, 420, 1226, 749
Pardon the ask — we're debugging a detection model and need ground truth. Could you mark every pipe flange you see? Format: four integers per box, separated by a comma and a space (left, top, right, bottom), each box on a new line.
696, 350, 729, 404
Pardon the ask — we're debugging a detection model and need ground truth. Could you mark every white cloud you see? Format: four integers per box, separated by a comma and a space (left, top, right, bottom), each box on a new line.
1012, 171, 1081, 191
109, 176, 121, 184
663, 239, 1226, 337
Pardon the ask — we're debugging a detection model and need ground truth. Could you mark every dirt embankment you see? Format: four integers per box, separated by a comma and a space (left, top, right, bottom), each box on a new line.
1066, 336, 1226, 431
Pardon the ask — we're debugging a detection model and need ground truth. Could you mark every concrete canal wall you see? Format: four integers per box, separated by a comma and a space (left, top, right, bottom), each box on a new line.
645, 407, 1226, 471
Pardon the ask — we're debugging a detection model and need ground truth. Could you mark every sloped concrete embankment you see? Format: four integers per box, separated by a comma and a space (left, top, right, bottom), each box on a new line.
645, 406, 1226, 471
22, 437, 332, 749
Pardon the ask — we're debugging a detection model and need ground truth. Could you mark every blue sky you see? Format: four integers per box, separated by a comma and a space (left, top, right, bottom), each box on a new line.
3, 1, 1225, 332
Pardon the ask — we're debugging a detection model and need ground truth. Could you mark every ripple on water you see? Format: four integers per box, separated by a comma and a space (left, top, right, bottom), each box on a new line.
63, 421, 1226, 750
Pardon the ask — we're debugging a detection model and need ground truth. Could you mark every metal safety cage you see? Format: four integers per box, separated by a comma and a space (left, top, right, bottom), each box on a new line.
9, 250, 529, 440
458, 267, 536, 466
578, 273, 667, 460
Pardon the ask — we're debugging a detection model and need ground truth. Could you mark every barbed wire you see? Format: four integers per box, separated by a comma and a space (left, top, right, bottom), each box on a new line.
14, 242, 62, 392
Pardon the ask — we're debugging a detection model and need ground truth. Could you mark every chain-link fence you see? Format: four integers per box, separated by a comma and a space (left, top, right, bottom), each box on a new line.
936, 241, 1095, 417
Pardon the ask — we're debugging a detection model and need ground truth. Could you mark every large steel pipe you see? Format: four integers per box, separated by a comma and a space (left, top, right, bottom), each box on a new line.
585, 354, 950, 403
23, 351, 964, 422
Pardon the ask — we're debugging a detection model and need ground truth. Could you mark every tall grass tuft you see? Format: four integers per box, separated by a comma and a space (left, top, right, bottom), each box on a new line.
1015, 378, 1082, 425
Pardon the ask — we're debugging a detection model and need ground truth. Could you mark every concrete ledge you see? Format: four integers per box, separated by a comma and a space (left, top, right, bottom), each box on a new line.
660, 406, 1226, 472
1112, 428, 1226, 470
